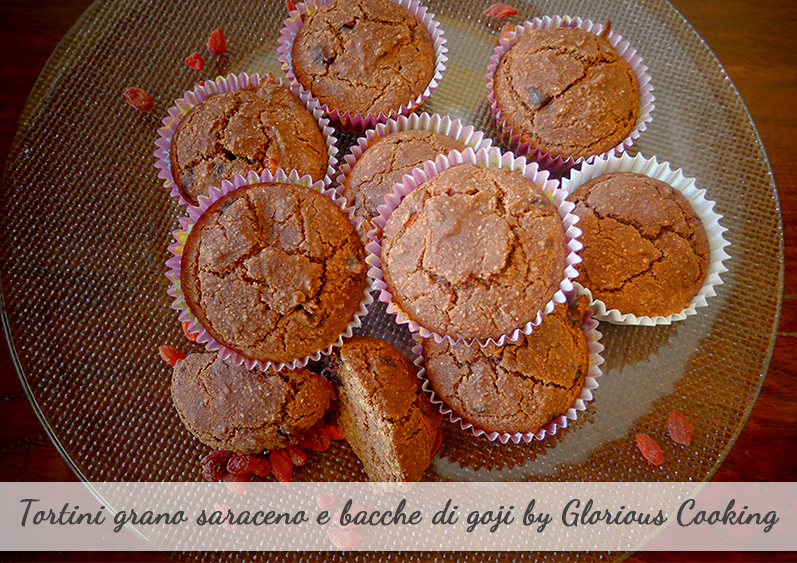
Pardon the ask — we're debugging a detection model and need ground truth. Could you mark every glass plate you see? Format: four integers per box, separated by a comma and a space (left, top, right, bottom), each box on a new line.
0, 0, 783, 556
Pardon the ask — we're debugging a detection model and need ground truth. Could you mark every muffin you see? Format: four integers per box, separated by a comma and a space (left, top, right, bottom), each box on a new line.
566, 171, 710, 317
422, 297, 590, 434
492, 25, 639, 161
171, 352, 336, 454
170, 76, 329, 206
180, 181, 367, 364
343, 129, 466, 238
330, 336, 439, 482
381, 162, 567, 341
290, 0, 436, 119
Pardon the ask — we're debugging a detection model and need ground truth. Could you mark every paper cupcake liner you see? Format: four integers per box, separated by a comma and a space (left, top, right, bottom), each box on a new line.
154, 71, 339, 209
411, 307, 604, 445
486, 16, 655, 175
560, 151, 731, 325
165, 168, 374, 372
365, 146, 583, 347
334, 111, 494, 237
277, 0, 447, 134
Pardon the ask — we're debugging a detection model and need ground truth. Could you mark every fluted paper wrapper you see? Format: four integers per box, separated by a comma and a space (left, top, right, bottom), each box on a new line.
486, 16, 655, 174
154, 71, 338, 208
412, 308, 604, 445
278, 0, 447, 134
334, 112, 494, 237
560, 152, 731, 325
366, 146, 583, 346
165, 168, 373, 372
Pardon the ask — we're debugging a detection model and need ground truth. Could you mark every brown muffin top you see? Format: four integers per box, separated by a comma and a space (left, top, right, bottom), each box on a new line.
422, 297, 590, 434
171, 78, 329, 206
171, 352, 336, 454
291, 0, 436, 117
343, 129, 466, 238
494, 26, 639, 160
381, 163, 567, 340
181, 182, 367, 364
332, 336, 438, 482
567, 172, 709, 317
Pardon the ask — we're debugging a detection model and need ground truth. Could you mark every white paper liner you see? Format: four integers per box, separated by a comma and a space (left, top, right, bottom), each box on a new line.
165, 168, 374, 372
486, 16, 655, 174
277, 0, 447, 134
411, 307, 604, 445
154, 71, 338, 209
334, 112, 494, 237
560, 151, 731, 325
365, 146, 583, 346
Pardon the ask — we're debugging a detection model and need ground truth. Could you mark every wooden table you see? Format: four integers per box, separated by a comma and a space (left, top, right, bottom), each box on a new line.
1, 0, 795, 561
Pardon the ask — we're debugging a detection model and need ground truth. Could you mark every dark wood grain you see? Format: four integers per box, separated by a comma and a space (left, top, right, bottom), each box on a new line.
0, 0, 795, 561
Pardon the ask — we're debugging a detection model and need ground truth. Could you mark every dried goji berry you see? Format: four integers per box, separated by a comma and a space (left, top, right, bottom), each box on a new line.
200, 449, 232, 482
123, 87, 153, 111
635, 433, 664, 465
207, 27, 226, 55
484, 3, 518, 18
158, 345, 185, 366
284, 444, 307, 466
227, 454, 258, 475
498, 22, 515, 42
316, 492, 338, 510
327, 526, 362, 550
324, 423, 345, 441
299, 426, 331, 451
667, 410, 694, 446
270, 449, 293, 482
185, 52, 205, 71
182, 321, 199, 342
286, 0, 297, 12
222, 472, 250, 495
431, 428, 443, 458
201, 449, 232, 466
250, 455, 272, 476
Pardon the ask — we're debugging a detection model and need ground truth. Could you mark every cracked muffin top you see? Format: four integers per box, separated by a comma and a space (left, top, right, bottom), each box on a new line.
566, 172, 709, 317
381, 163, 567, 341
422, 296, 590, 434
171, 352, 336, 454
291, 0, 436, 117
181, 182, 367, 364
343, 129, 466, 239
331, 336, 439, 482
493, 26, 639, 161
170, 77, 329, 207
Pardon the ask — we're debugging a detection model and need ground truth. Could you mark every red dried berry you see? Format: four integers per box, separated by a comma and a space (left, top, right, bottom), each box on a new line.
200, 449, 232, 482
158, 345, 185, 366
181, 321, 199, 342
498, 22, 515, 42
636, 433, 664, 465
431, 428, 443, 458
317, 492, 338, 511
185, 52, 205, 71
123, 87, 153, 111
484, 3, 518, 18
668, 410, 694, 446
200, 449, 232, 465
250, 455, 273, 476
207, 27, 226, 55
324, 423, 346, 441
270, 449, 293, 482
327, 527, 362, 550
299, 425, 332, 452
227, 454, 258, 475
286, 0, 297, 12
222, 472, 250, 495
284, 444, 308, 467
